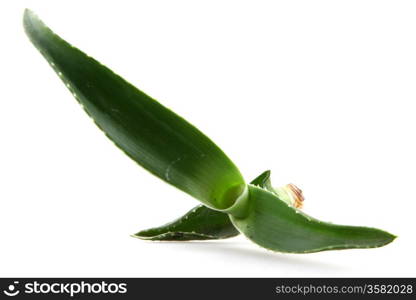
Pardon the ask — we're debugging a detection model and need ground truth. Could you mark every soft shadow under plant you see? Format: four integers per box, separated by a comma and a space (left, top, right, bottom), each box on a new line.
23, 9, 395, 253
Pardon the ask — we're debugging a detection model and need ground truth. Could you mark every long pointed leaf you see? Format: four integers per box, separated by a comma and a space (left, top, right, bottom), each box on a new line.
23, 9, 246, 211
24, 10, 396, 253
230, 185, 396, 253
134, 204, 239, 241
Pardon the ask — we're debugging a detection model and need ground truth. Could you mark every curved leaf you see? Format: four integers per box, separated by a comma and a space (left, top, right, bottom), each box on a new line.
134, 170, 272, 241
134, 205, 239, 241
24, 10, 396, 253
230, 185, 396, 253
23, 9, 246, 211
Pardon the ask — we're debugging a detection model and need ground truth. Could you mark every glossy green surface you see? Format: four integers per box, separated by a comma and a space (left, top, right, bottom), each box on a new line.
23, 9, 245, 211
24, 10, 396, 253
134, 171, 271, 241
231, 185, 396, 253
134, 204, 239, 241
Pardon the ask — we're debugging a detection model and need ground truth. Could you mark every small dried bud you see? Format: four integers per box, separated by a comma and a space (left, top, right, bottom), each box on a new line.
275, 183, 304, 209
284, 183, 304, 209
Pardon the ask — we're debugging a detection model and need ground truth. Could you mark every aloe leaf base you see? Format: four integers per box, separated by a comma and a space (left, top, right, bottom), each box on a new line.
24, 9, 396, 254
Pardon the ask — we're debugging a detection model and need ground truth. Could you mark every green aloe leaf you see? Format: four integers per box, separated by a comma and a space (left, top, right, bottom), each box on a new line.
24, 10, 396, 253
23, 9, 246, 212
134, 170, 271, 241
134, 204, 239, 241
249, 170, 274, 192
230, 185, 396, 253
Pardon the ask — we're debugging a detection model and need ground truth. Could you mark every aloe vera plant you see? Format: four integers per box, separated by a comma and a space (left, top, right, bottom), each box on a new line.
24, 9, 396, 253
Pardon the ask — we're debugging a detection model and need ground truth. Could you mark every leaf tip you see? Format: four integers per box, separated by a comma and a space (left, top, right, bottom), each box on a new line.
23, 8, 45, 43
23, 8, 36, 28
382, 231, 397, 245
131, 233, 144, 239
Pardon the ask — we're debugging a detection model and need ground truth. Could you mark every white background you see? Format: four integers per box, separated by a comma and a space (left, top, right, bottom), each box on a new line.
1, 0, 415, 277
